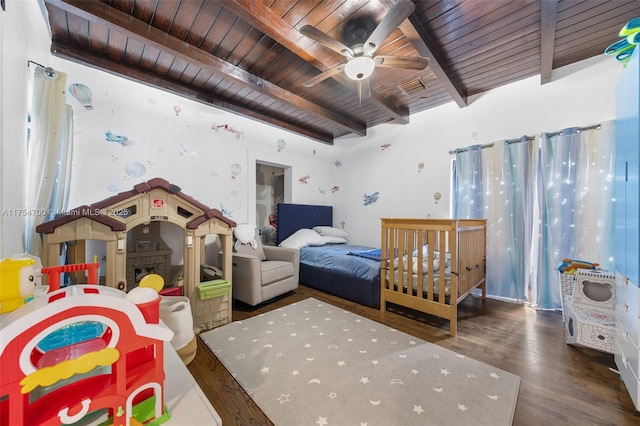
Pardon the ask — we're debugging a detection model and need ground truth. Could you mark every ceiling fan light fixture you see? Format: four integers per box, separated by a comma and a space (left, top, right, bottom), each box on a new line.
344, 56, 375, 80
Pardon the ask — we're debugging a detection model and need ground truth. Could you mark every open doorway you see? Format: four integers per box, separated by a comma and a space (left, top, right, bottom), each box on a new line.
248, 151, 293, 238
256, 163, 284, 245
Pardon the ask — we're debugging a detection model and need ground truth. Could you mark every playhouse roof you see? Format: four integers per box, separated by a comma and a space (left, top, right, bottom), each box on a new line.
36, 178, 236, 233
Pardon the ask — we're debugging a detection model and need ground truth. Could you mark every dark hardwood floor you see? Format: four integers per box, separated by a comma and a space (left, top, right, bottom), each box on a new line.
188, 285, 640, 425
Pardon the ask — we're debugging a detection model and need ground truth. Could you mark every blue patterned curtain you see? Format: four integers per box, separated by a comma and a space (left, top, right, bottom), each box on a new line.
453, 145, 483, 218
453, 122, 615, 308
454, 141, 535, 301
483, 138, 539, 301
535, 123, 615, 309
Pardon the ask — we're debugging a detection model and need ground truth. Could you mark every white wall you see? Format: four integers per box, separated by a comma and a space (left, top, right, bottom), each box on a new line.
0, 1, 338, 258
334, 55, 623, 246
0, 0, 53, 257
0, 2, 625, 255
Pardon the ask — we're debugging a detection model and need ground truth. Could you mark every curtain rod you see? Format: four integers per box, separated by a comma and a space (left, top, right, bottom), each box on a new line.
27, 60, 47, 68
507, 124, 603, 143
543, 124, 601, 138
456, 123, 604, 152
505, 135, 535, 145
27, 60, 58, 78
448, 142, 494, 155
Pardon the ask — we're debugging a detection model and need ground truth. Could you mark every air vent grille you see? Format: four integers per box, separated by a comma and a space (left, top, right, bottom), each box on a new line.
397, 78, 426, 95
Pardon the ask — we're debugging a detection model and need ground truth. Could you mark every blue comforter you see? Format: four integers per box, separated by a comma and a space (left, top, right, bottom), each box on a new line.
300, 244, 380, 281
346, 248, 381, 261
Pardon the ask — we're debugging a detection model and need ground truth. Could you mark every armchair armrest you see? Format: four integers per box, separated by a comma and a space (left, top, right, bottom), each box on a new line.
231, 252, 261, 281
263, 246, 299, 263
230, 253, 262, 305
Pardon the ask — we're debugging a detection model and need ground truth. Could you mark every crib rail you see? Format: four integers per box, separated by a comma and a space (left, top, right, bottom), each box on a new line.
380, 218, 486, 335
456, 223, 486, 300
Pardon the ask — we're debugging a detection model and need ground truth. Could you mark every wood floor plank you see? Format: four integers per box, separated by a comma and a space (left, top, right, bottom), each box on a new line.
187, 285, 640, 425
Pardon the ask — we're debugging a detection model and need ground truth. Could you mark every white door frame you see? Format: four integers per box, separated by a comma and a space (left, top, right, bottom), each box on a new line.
247, 150, 292, 227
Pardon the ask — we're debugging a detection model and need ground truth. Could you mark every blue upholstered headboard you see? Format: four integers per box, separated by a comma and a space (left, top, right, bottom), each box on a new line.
276, 203, 333, 245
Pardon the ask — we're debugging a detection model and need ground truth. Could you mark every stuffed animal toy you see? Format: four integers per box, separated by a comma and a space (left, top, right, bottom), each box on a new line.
234, 224, 258, 252
0, 257, 37, 313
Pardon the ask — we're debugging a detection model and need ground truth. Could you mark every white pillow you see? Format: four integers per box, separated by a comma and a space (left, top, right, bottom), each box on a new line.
403, 257, 440, 274
279, 228, 325, 249
401, 249, 451, 274
316, 235, 348, 245
313, 226, 348, 239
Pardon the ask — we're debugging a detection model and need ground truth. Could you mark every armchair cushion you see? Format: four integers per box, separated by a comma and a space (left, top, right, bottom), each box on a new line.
261, 261, 294, 286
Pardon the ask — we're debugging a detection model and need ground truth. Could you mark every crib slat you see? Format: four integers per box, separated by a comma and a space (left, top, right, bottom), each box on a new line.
406, 227, 414, 296
380, 220, 388, 311
426, 230, 436, 302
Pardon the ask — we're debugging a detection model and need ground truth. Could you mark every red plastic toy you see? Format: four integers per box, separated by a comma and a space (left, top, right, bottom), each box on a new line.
0, 282, 173, 425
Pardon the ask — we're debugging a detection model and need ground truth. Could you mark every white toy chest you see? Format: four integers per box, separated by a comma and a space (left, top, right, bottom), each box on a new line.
561, 269, 616, 353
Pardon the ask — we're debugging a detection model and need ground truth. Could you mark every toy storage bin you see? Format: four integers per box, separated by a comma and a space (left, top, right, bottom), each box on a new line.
561, 269, 616, 353
160, 295, 197, 365
564, 303, 616, 353
558, 271, 576, 322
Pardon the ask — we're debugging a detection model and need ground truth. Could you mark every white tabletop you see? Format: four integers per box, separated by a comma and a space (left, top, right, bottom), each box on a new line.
163, 344, 222, 425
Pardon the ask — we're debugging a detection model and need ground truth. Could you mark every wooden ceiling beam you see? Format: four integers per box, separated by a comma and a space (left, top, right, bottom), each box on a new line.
224, 0, 410, 124
376, 0, 467, 108
402, 16, 468, 108
51, 42, 335, 144
47, 0, 365, 138
540, 0, 559, 84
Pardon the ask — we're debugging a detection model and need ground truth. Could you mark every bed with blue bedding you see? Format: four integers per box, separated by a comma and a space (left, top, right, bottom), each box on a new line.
276, 203, 380, 308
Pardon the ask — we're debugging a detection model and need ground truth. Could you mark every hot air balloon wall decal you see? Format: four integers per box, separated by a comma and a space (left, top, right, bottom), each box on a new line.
68, 83, 93, 110
231, 163, 242, 180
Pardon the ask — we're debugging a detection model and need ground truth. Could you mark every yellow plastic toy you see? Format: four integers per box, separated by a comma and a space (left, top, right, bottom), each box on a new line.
557, 258, 599, 275
139, 273, 165, 293
0, 258, 37, 314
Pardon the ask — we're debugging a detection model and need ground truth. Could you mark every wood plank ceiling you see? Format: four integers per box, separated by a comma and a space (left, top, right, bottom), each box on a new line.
42, 0, 640, 145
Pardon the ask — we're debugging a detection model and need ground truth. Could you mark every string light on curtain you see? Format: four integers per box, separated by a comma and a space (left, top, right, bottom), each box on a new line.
451, 122, 614, 309
536, 123, 614, 309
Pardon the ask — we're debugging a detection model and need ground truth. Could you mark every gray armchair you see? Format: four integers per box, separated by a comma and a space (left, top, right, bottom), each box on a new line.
229, 230, 299, 306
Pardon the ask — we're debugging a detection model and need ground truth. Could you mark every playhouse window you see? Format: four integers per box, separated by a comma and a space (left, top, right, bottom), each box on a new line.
32, 321, 110, 368
582, 281, 614, 303
177, 206, 193, 218
119, 205, 137, 218
26, 321, 115, 403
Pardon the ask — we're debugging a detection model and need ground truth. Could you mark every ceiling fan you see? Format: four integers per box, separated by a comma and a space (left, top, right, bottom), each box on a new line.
299, 0, 429, 102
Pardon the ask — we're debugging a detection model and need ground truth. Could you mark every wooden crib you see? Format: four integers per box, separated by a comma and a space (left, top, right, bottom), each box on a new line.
380, 218, 487, 335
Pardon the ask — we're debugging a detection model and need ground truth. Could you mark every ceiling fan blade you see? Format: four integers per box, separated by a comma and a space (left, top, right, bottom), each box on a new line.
364, 0, 415, 55
357, 78, 371, 104
302, 64, 346, 87
374, 55, 429, 70
300, 25, 354, 57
